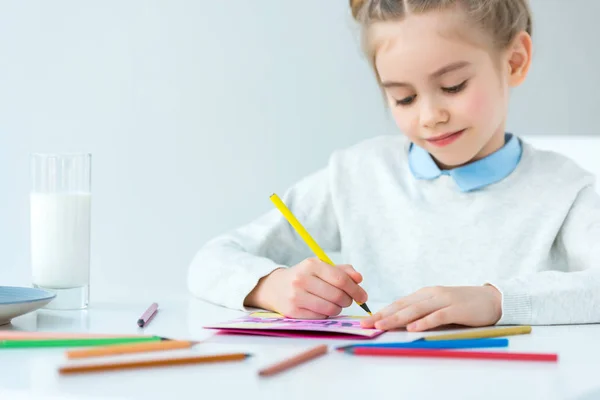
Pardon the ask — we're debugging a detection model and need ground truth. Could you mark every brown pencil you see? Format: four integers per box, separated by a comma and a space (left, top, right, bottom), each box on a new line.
59, 352, 250, 375
66, 340, 196, 360
258, 344, 328, 377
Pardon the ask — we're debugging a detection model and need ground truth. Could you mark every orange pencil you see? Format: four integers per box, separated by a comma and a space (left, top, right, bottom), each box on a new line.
258, 344, 328, 377
59, 352, 251, 375
66, 340, 196, 360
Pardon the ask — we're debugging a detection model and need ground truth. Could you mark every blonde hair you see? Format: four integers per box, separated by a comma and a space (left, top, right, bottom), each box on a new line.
350, 0, 532, 78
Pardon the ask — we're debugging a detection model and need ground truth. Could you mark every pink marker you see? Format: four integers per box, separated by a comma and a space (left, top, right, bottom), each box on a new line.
137, 303, 158, 328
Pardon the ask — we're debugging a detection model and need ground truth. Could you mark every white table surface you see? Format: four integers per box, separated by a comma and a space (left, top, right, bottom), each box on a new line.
1, 293, 600, 400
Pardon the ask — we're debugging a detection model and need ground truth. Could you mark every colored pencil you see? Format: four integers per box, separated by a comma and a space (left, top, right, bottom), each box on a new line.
59, 353, 251, 375
424, 326, 532, 341
0, 332, 150, 340
258, 344, 328, 377
269, 193, 372, 315
346, 347, 558, 362
66, 340, 196, 359
0, 336, 162, 349
337, 338, 509, 351
137, 302, 159, 328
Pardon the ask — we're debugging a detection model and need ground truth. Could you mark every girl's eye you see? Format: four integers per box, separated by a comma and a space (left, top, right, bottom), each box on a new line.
442, 80, 468, 94
395, 95, 416, 106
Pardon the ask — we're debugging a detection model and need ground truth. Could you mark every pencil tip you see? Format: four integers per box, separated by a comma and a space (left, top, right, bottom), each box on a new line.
360, 303, 372, 314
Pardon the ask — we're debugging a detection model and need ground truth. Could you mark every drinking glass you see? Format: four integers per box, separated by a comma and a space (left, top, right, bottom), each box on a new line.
30, 153, 91, 309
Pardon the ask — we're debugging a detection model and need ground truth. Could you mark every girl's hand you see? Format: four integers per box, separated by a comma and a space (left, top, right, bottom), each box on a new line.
360, 285, 502, 331
245, 258, 368, 319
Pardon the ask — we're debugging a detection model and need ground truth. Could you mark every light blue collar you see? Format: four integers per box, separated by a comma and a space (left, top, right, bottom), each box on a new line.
408, 133, 522, 192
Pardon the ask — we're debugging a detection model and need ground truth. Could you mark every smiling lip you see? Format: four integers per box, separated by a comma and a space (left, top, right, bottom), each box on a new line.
426, 129, 466, 147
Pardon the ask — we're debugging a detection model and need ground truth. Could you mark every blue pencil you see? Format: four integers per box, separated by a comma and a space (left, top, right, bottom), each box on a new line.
337, 338, 509, 351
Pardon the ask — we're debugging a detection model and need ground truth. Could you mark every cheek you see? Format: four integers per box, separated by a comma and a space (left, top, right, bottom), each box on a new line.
453, 73, 507, 128
390, 106, 419, 138
458, 87, 493, 123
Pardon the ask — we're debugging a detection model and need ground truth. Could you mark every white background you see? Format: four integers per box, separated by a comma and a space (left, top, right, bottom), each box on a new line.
1, 0, 599, 299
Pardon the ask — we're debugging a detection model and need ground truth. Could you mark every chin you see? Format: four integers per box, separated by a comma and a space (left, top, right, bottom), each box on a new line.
430, 151, 475, 169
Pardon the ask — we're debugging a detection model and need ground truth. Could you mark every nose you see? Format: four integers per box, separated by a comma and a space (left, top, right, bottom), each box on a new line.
419, 96, 449, 129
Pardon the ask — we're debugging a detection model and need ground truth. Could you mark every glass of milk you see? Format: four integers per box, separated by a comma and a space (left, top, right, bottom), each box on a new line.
30, 153, 91, 309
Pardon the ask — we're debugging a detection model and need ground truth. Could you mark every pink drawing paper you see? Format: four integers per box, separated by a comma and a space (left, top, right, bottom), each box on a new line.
204, 312, 384, 339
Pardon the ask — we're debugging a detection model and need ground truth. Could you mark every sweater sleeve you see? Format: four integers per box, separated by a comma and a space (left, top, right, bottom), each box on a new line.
187, 166, 341, 311
491, 183, 600, 325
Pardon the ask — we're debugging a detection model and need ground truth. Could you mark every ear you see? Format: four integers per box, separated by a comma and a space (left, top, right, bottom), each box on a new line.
506, 31, 532, 87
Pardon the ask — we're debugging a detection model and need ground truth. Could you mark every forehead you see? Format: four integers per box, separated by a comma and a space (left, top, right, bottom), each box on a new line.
370, 10, 490, 80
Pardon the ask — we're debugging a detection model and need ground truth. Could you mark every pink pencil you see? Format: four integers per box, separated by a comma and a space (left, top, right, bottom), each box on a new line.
0, 332, 147, 340
348, 347, 558, 362
137, 303, 158, 328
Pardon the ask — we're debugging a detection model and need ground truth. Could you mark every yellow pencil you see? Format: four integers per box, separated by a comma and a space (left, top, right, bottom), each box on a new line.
424, 326, 532, 341
269, 193, 372, 315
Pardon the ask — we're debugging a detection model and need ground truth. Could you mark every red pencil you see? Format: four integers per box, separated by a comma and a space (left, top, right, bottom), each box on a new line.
347, 347, 558, 362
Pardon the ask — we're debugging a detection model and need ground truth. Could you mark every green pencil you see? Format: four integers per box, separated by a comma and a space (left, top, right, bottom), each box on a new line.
0, 336, 163, 349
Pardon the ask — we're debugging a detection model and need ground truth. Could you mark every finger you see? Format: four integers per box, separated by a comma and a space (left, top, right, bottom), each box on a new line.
312, 263, 368, 304
337, 264, 363, 284
361, 307, 394, 329
407, 306, 454, 332
295, 290, 343, 317
362, 291, 433, 328
360, 313, 382, 328
375, 297, 447, 330
304, 275, 353, 308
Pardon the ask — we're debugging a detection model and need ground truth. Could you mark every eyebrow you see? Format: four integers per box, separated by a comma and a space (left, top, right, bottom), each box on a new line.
381, 61, 471, 88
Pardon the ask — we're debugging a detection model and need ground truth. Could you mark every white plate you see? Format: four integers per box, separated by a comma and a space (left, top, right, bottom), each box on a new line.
0, 286, 56, 325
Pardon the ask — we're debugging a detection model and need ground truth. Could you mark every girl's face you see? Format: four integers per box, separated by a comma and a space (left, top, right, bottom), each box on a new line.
373, 8, 528, 168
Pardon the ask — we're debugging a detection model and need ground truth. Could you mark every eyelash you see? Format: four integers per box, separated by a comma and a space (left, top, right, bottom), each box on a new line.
442, 79, 468, 93
394, 80, 469, 106
396, 96, 415, 106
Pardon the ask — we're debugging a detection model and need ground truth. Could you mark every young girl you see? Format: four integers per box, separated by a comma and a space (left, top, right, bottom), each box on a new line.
187, 0, 600, 332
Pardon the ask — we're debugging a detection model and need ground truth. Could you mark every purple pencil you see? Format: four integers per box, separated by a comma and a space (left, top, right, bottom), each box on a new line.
137, 303, 159, 328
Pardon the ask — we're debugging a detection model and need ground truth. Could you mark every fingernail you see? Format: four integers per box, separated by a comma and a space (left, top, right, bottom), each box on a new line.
407, 322, 417, 331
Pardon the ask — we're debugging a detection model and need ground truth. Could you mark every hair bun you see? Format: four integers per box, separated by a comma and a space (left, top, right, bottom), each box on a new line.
350, 0, 366, 20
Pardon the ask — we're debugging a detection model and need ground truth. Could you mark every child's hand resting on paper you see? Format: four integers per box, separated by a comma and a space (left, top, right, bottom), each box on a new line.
360, 285, 502, 332
244, 257, 368, 319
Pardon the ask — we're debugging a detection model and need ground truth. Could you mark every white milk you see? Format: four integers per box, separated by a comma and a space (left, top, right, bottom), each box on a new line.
30, 193, 91, 289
